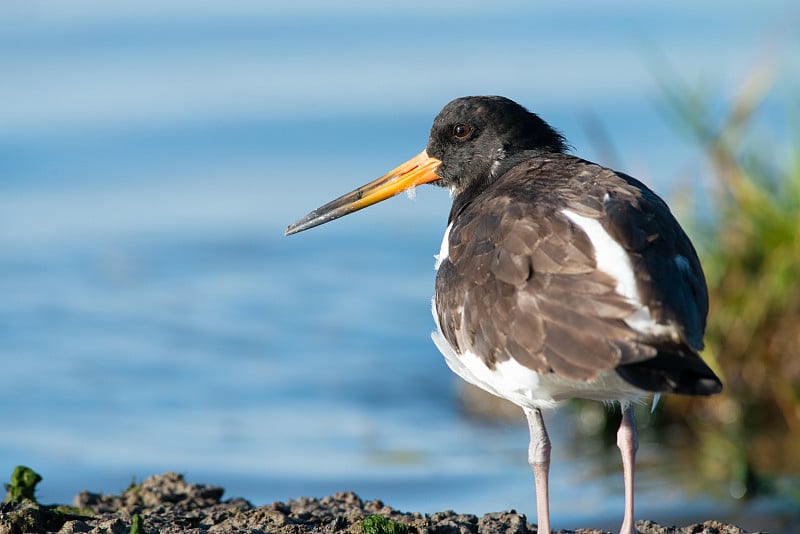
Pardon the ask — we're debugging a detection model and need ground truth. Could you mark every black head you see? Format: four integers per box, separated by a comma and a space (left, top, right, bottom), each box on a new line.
426, 96, 567, 197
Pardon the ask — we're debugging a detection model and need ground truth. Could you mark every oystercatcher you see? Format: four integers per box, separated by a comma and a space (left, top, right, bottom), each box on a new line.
285, 96, 722, 534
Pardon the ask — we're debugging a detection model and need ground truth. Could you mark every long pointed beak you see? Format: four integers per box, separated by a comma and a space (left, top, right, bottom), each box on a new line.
285, 150, 442, 236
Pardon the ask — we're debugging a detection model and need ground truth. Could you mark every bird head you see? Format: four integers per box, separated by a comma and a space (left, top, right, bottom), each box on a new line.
285, 96, 566, 236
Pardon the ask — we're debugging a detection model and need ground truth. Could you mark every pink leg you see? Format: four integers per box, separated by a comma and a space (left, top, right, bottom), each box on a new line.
524, 407, 551, 534
617, 403, 639, 534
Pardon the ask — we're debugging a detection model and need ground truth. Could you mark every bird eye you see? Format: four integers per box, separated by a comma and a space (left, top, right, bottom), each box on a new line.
453, 123, 473, 139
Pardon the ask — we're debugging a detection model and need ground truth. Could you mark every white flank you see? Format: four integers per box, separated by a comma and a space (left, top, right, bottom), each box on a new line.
561, 210, 638, 299
429, 297, 550, 407
560, 209, 679, 340
431, 296, 645, 408
433, 222, 452, 270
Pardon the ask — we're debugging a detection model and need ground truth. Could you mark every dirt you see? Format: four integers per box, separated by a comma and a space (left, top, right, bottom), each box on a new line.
0, 472, 757, 534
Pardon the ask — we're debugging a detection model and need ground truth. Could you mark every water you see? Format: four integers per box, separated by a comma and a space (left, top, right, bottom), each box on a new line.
1, 2, 799, 532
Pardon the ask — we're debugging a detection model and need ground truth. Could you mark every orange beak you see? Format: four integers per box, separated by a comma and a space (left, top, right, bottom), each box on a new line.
285, 150, 442, 236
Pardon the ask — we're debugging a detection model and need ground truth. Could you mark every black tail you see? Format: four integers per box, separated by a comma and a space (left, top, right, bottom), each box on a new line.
615, 342, 722, 395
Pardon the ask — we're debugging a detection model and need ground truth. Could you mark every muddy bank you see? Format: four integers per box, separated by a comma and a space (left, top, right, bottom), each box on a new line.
1, 472, 753, 533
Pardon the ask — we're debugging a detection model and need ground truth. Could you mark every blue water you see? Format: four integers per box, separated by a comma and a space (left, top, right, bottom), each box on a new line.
1, 2, 798, 532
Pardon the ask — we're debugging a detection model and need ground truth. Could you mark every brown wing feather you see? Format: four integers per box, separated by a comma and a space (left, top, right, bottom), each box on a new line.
437, 195, 641, 381
435, 154, 708, 383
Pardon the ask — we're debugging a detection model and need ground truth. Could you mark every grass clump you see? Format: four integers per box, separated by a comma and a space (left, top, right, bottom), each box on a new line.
3, 466, 42, 505
130, 512, 144, 534
1, 466, 93, 532
360, 514, 409, 534
659, 64, 800, 498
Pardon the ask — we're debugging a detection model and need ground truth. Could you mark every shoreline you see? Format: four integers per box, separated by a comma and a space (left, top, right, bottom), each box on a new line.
0, 471, 756, 534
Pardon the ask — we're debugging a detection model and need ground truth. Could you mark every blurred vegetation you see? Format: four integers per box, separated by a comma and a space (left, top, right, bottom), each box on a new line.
656, 65, 800, 501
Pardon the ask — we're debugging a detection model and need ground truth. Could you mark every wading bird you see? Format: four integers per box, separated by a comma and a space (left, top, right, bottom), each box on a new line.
286, 96, 722, 534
